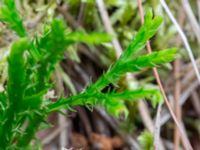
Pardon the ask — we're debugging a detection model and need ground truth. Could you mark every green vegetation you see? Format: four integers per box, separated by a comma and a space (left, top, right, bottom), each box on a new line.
0, 0, 176, 149
138, 131, 154, 150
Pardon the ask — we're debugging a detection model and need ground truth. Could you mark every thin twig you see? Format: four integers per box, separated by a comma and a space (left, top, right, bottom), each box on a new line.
160, 80, 199, 126
154, 103, 163, 150
137, 0, 193, 149
137, 0, 164, 149
174, 59, 181, 150
173, 8, 185, 150
55, 68, 68, 148
96, 0, 123, 57
138, 101, 154, 132
160, 1, 200, 149
77, 1, 86, 25
58, 113, 67, 148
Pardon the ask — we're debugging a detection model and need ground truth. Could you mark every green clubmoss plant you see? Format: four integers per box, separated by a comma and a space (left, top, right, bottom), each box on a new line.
0, 0, 176, 149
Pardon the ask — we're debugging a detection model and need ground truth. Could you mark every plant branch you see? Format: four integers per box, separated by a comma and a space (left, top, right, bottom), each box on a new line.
95, 2, 164, 150
137, 0, 192, 149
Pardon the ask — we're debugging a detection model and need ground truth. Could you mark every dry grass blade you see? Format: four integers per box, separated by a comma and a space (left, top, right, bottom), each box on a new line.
160, 80, 199, 126
96, 0, 122, 58
182, 0, 200, 44
154, 103, 163, 150
173, 8, 185, 150
55, 68, 68, 148
160, 0, 200, 84
174, 59, 182, 150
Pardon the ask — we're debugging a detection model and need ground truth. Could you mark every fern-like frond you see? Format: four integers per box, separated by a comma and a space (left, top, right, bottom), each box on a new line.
120, 10, 163, 60
47, 88, 162, 118
88, 48, 176, 92
118, 48, 177, 73
47, 11, 175, 119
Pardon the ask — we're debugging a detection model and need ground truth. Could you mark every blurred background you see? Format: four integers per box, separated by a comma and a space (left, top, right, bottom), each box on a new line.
0, 0, 200, 149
